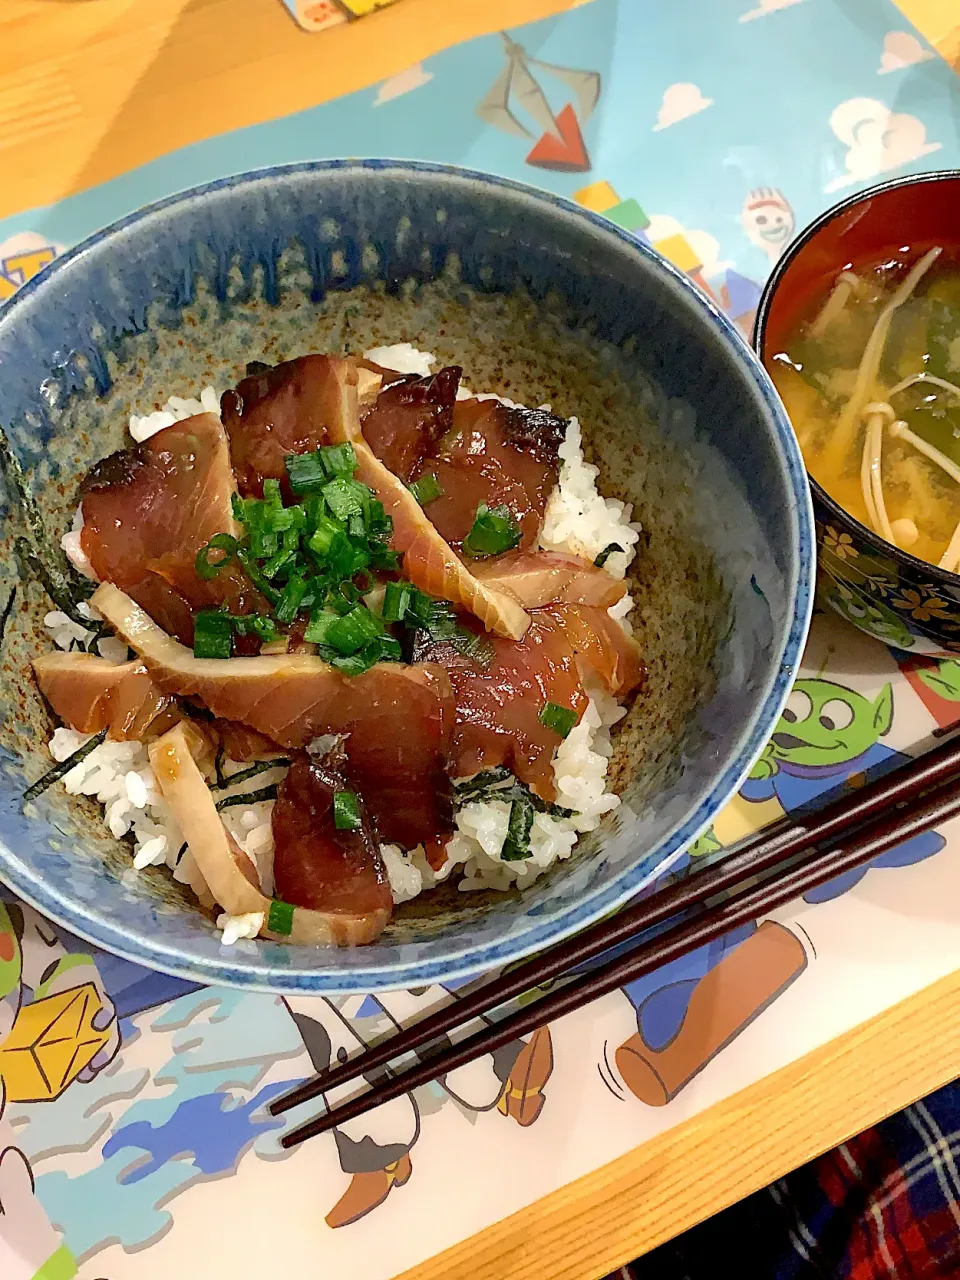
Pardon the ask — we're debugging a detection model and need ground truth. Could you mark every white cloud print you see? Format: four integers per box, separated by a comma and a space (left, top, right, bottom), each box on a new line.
653, 83, 713, 132
824, 97, 942, 193
878, 31, 935, 75
740, 0, 805, 22
374, 62, 433, 107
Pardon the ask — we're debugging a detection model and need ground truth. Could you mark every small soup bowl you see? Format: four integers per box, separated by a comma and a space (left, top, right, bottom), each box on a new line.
755, 169, 960, 657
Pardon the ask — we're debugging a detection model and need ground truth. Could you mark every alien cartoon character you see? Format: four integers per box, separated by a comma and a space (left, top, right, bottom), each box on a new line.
740, 187, 795, 264
740, 678, 946, 901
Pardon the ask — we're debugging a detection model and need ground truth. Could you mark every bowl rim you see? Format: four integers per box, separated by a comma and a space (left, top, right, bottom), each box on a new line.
0, 157, 815, 992
753, 167, 960, 592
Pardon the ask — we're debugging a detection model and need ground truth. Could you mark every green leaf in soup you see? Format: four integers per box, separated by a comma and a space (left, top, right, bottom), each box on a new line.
924, 292, 960, 383
898, 385, 960, 467
882, 298, 935, 384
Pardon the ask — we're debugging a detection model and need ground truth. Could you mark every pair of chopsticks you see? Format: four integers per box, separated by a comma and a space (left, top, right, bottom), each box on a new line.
270, 732, 960, 1148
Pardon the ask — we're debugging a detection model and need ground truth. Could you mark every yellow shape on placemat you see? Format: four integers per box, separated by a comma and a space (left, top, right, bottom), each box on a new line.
0, 983, 109, 1103
713, 792, 785, 847
651, 233, 702, 274
341, 0, 401, 14
573, 180, 620, 213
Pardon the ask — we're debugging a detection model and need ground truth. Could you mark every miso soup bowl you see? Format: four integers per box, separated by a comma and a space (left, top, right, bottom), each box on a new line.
755, 169, 960, 658
0, 161, 813, 992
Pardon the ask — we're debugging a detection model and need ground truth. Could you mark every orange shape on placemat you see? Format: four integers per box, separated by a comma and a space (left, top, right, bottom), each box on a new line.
526, 103, 590, 173
0, 983, 109, 1103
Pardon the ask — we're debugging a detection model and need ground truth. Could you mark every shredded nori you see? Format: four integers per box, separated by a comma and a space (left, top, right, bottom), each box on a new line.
501, 792, 535, 861
211, 758, 290, 791
453, 767, 576, 819
215, 783, 278, 811
453, 765, 512, 797
14, 536, 100, 634
0, 586, 15, 646
23, 729, 107, 805
594, 542, 625, 569
1, 426, 95, 625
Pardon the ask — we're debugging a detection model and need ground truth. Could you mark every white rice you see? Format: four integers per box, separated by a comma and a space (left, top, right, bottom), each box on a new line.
44, 350, 642, 934
538, 415, 642, 581
128, 385, 220, 443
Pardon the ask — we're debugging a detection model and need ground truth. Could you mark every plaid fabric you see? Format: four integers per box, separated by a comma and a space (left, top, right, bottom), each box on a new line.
607, 1079, 960, 1279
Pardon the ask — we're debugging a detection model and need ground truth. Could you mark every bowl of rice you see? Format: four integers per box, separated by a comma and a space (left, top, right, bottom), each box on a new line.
0, 161, 813, 991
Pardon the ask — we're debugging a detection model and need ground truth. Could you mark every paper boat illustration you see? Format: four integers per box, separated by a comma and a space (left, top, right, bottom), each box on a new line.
477, 33, 600, 173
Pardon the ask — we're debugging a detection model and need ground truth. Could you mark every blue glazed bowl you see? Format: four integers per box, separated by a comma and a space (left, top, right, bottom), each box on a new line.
0, 161, 814, 992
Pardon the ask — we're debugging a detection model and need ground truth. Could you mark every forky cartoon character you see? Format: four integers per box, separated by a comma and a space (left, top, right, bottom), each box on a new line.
741, 187, 795, 265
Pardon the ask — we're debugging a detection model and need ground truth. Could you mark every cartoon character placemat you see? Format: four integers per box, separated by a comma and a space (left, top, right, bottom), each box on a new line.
2, 2, 960, 1277
280, 0, 404, 35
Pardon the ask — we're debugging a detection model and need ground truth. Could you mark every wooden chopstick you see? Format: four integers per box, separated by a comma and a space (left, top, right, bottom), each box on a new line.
277, 767, 960, 1149
270, 731, 960, 1121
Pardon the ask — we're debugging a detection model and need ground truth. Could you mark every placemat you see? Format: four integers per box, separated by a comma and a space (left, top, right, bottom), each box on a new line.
2, 2, 960, 1278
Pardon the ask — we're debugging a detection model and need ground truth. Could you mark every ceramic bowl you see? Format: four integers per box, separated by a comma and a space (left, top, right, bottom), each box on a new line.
754, 169, 960, 657
0, 161, 813, 992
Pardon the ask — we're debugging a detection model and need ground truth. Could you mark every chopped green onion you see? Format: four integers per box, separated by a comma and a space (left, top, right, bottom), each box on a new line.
193, 611, 233, 659
236, 549, 281, 606
382, 581, 413, 622
328, 537, 369, 580
308, 515, 350, 561
322, 476, 370, 522
276, 574, 308, 623
330, 642, 381, 677
404, 587, 439, 629
501, 793, 535, 861
462, 504, 522, 559
408, 472, 444, 505
594, 543, 625, 569
267, 899, 294, 936
538, 701, 578, 739
376, 634, 403, 662
320, 442, 357, 478
229, 612, 279, 643
366, 500, 392, 540
195, 533, 239, 580
333, 790, 362, 831
285, 451, 328, 495
328, 581, 361, 613
326, 605, 384, 655
304, 608, 341, 644
369, 544, 401, 572
260, 526, 301, 579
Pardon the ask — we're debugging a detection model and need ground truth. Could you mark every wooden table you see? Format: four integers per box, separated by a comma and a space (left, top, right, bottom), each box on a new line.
4, 3, 960, 1278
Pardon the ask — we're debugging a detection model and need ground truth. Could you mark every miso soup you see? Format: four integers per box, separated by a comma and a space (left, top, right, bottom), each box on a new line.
771, 246, 960, 571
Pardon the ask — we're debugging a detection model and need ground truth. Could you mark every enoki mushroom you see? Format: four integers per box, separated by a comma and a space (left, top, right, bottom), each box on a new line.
860, 403, 895, 545
827, 247, 942, 470
857, 369, 960, 568
809, 271, 861, 340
